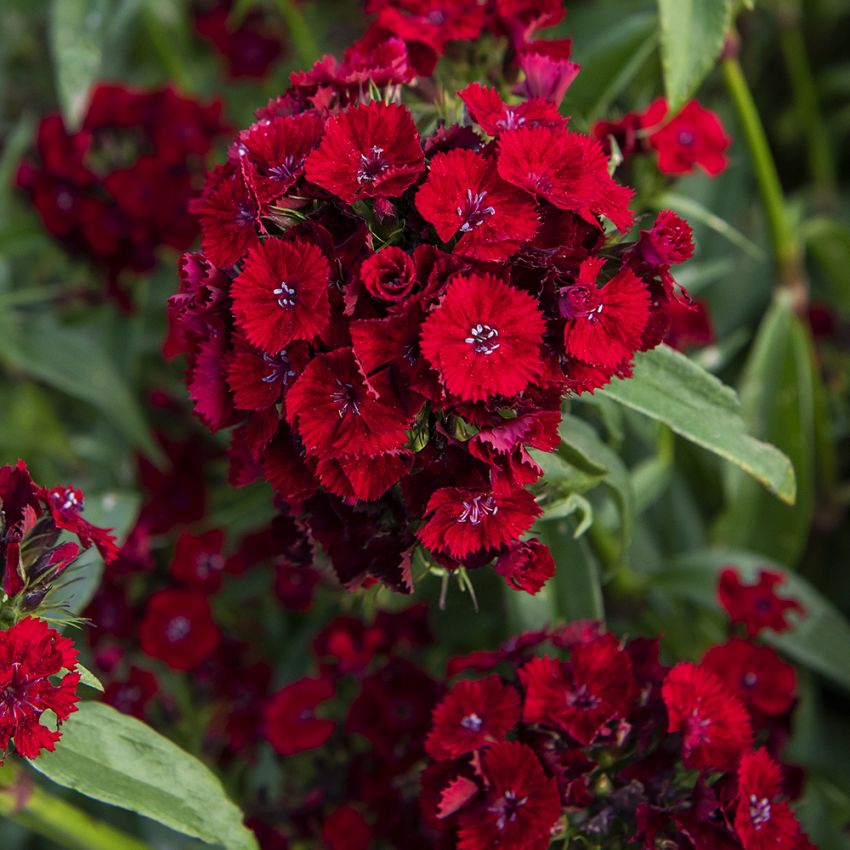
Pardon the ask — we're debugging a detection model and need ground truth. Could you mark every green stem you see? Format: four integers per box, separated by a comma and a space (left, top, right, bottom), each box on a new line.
721, 54, 807, 308
275, 0, 320, 68
777, 2, 837, 205
0, 763, 150, 850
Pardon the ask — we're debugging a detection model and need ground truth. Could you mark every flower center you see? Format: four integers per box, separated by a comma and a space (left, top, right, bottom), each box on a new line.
748, 795, 772, 829
457, 188, 496, 233
357, 145, 389, 184
262, 350, 297, 385
235, 203, 255, 227
559, 284, 603, 320
55, 488, 83, 512
458, 494, 498, 525
273, 281, 297, 308
678, 130, 696, 146
497, 110, 526, 132
488, 790, 529, 831
742, 671, 758, 688
268, 154, 303, 182
465, 323, 500, 354
195, 552, 224, 578
460, 713, 483, 732
331, 380, 361, 417
166, 616, 191, 643
566, 683, 601, 710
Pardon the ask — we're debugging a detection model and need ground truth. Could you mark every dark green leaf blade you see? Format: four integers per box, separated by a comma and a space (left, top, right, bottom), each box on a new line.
599, 345, 795, 503
30, 702, 259, 850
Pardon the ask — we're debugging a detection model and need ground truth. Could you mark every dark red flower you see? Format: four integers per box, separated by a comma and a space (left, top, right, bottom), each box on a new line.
416, 149, 538, 260
718, 567, 805, 637
426, 674, 520, 760
494, 539, 555, 595
419, 486, 541, 559
227, 337, 309, 412
41, 486, 119, 564
231, 238, 331, 354
644, 98, 730, 177
265, 676, 335, 756
305, 101, 425, 203
514, 41, 581, 106
0, 617, 80, 760
287, 348, 412, 459
456, 741, 561, 850
420, 273, 544, 402
360, 247, 417, 301
103, 666, 158, 720
459, 83, 565, 136
498, 126, 634, 231
664, 298, 715, 350
322, 805, 372, 850
519, 634, 635, 745
639, 210, 694, 266
735, 749, 806, 850
169, 529, 226, 593
662, 662, 753, 771
140, 589, 221, 671
191, 171, 260, 268
702, 639, 796, 717
240, 112, 325, 204
560, 261, 650, 370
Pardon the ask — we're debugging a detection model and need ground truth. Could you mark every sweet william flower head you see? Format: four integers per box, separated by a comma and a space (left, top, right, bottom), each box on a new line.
0, 617, 80, 761
140, 589, 221, 671
305, 100, 425, 204
420, 273, 545, 403
264, 676, 335, 756
718, 566, 805, 636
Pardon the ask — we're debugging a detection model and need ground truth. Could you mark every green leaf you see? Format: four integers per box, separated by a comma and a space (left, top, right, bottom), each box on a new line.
657, 0, 733, 112
30, 702, 259, 850
600, 345, 795, 503
48, 0, 111, 130
714, 296, 817, 565
0, 316, 160, 462
75, 664, 104, 692
651, 549, 850, 694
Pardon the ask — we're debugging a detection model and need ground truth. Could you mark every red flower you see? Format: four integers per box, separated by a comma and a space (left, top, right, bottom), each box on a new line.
169, 529, 226, 593
286, 348, 412, 458
420, 273, 544, 402
458, 83, 565, 136
140, 590, 221, 671
416, 149, 538, 260
560, 261, 650, 369
662, 662, 753, 771
41, 486, 119, 564
191, 171, 260, 268
265, 676, 335, 756
231, 238, 331, 354
305, 101, 425, 203
240, 112, 324, 204
644, 98, 730, 177
322, 805, 372, 850
457, 741, 561, 850
498, 126, 634, 231
519, 634, 635, 745
639, 210, 694, 266
0, 617, 80, 760
360, 246, 417, 301
718, 567, 805, 636
702, 639, 797, 717
227, 337, 309, 412
418, 486, 541, 559
494, 539, 555, 595
426, 674, 520, 760
514, 41, 581, 106
735, 749, 806, 850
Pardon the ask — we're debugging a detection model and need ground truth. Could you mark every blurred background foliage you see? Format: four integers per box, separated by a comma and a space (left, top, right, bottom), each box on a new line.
0, 0, 849, 847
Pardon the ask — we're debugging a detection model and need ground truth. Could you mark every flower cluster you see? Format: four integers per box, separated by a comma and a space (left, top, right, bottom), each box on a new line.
168, 0, 702, 597
421, 604, 811, 850
17, 84, 226, 302
0, 460, 118, 611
